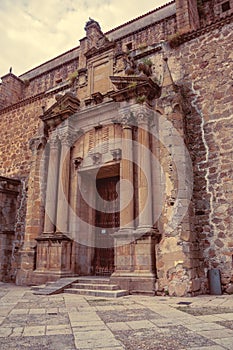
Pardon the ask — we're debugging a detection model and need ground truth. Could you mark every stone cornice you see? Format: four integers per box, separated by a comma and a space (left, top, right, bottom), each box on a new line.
114, 14, 176, 42
1, 72, 24, 84
176, 13, 233, 47
85, 41, 116, 59
40, 92, 80, 130
0, 84, 71, 115
110, 76, 161, 102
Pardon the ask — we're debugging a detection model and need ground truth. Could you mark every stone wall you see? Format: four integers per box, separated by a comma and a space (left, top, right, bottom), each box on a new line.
0, 74, 24, 109
0, 94, 61, 177
21, 59, 78, 99
171, 18, 233, 292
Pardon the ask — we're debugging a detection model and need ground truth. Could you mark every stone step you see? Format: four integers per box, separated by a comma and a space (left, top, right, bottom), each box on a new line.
71, 283, 119, 290
33, 277, 79, 295
31, 284, 46, 291
64, 288, 128, 298
75, 277, 111, 284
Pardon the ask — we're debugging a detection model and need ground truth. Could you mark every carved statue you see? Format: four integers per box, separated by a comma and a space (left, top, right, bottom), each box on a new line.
124, 55, 152, 77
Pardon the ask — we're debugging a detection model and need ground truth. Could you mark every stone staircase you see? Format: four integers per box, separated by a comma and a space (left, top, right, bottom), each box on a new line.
32, 277, 80, 295
64, 277, 128, 298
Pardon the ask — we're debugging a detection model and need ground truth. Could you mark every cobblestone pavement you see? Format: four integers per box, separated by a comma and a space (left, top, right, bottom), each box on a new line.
0, 282, 233, 350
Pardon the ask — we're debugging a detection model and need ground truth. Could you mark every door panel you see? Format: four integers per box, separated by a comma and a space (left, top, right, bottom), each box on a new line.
93, 176, 119, 275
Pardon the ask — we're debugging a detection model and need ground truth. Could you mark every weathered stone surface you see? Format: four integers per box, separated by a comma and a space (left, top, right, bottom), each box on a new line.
226, 284, 233, 295
0, 0, 233, 296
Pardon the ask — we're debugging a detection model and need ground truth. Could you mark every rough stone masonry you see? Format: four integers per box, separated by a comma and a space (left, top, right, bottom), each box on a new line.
0, 0, 232, 296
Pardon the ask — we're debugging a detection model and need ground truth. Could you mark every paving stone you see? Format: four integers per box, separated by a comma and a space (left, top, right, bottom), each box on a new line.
83, 347, 125, 350
29, 308, 46, 314
10, 309, 29, 315
0, 335, 76, 350
0, 308, 12, 316
74, 336, 122, 349
126, 320, 157, 330
46, 324, 72, 335
23, 326, 46, 336
3, 312, 70, 327
72, 324, 107, 332
69, 320, 105, 328
1, 284, 233, 350
214, 312, 233, 320
10, 327, 24, 337
113, 327, 215, 350
213, 337, 233, 349
97, 308, 162, 323
196, 328, 233, 339
0, 316, 5, 325
107, 321, 132, 331
188, 346, 226, 350
185, 322, 226, 331
216, 320, 233, 330
0, 327, 13, 337
196, 315, 225, 323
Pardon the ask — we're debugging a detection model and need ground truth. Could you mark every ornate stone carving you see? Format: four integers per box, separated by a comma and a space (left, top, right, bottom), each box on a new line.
29, 135, 47, 152
73, 157, 83, 169
91, 152, 102, 165
124, 55, 152, 77
78, 68, 88, 87
110, 148, 122, 161
40, 92, 80, 131
59, 132, 77, 148
110, 76, 161, 102
48, 135, 60, 150
120, 113, 135, 127
135, 110, 154, 126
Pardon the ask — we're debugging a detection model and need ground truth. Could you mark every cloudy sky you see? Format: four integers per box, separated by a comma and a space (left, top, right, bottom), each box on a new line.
0, 0, 169, 78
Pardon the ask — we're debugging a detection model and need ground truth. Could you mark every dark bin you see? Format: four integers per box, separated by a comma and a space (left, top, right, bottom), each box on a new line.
208, 268, 222, 295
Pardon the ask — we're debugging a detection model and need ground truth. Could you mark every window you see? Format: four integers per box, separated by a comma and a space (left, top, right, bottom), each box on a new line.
222, 1, 230, 12
126, 42, 132, 51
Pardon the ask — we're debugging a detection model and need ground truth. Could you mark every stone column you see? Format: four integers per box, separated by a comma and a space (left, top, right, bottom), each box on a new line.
56, 133, 73, 234
120, 117, 134, 231
43, 135, 60, 233
151, 118, 163, 228
136, 110, 153, 232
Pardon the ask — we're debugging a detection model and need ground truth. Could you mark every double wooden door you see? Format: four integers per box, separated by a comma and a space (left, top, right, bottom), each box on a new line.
93, 176, 120, 275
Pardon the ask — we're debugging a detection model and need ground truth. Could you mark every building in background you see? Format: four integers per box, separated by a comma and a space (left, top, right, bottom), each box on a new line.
0, 0, 233, 296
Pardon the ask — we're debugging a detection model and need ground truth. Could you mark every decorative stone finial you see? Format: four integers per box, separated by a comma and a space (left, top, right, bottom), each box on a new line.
84, 18, 101, 32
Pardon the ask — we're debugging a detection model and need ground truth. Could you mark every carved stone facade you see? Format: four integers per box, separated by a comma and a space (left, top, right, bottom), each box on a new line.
0, 0, 233, 296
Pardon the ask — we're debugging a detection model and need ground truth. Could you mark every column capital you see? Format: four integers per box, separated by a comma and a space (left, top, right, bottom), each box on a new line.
49, 134, 60, 150
29, 135, 47, 152
135, 110, 154, 127
58, 132, 77, 148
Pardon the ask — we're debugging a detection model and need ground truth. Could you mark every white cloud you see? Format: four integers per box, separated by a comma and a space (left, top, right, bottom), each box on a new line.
0, 0, 169, 77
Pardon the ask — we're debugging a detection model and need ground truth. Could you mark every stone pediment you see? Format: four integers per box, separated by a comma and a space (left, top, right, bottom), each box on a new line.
40, 92, 80, 130
85, 40, 116, 59
109, 76, 161, 102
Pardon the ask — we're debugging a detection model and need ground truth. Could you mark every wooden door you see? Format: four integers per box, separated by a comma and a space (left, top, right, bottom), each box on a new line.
93, 176, 119, 275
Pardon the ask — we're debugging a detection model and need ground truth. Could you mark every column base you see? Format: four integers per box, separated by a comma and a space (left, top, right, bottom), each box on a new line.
134, 227, 161, 241
16, 269, 77, 286
110, 272, 156, 295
